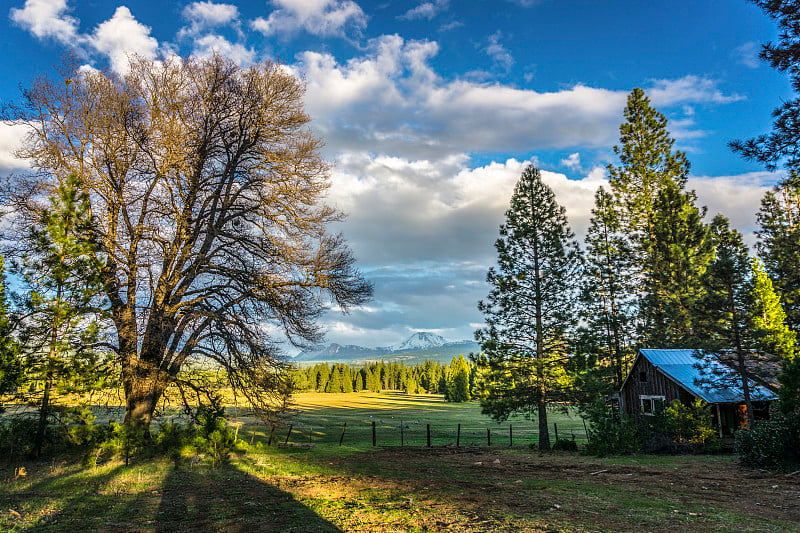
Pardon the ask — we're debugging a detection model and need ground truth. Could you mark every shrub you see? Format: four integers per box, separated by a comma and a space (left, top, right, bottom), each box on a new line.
583, 397, 641, 456
736, 410, 800, 472
192, 396, 239, 468
551, 438, 578, 452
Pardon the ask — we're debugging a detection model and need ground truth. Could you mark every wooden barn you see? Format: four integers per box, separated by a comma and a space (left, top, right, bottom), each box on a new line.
619, 349, 778, 435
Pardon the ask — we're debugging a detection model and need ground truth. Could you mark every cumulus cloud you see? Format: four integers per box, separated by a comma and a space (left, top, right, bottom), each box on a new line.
0, 122, 31, 171
297, 35, 744, 161
12, 1, 160, 74
191, 34, 255, 65
178, 1, 240, 39
88, 6, 159, 74
10, 0, 78, 44
251, 0, 367, 38
400, 0, 449, 21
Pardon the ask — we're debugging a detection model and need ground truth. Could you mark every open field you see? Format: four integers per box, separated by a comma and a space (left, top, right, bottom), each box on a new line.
2, 392, 799, 532
239, 392, 588, 448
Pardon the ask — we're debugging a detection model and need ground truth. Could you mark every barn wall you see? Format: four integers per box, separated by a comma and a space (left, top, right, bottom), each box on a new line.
620, 356, 685, 416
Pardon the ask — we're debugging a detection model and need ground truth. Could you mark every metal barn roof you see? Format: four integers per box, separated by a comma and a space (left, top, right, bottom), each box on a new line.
638, 349, 778, 404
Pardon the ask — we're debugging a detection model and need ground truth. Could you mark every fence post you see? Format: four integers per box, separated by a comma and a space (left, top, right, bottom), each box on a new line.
509, 424, 513, 447
554, 422, 559, 442
582, 419, 590, 445
487, 428, 491, 447
457, 423, 461, 447
250, 422, 258, 445
427, 424, 431, 447
372, 421, 376, 446
339, 422, 347, 446
284, 424, 293, 446
268, 425, 275, 446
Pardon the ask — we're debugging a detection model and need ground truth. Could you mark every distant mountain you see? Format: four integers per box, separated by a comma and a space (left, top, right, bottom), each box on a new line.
294, 332, 480, 364
390, 332, 446, 352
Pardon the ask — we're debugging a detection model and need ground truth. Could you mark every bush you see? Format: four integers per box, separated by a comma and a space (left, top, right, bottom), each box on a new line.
664, 399, 717, 446
736, 410, 800, 472
551, 438, 578, 452
192, 396, 239, 468
583, 398, 641, 456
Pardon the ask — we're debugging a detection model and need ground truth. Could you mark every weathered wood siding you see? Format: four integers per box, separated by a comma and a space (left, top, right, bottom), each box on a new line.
620, 356, 691, 416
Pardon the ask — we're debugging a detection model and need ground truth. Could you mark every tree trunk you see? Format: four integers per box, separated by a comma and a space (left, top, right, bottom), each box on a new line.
33, 372, 52, 458
122, 361, 169, 433
537, 399, 550, 451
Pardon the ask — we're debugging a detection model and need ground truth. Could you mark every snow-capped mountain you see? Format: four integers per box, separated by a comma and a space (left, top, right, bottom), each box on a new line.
390, 332, 447, 352
294, 332, 478, 363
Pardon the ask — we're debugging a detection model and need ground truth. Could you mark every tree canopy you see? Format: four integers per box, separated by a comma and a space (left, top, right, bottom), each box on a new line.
5, 55, 372, 430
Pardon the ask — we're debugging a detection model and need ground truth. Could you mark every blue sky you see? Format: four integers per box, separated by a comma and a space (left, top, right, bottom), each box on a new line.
0, 0, 791, 350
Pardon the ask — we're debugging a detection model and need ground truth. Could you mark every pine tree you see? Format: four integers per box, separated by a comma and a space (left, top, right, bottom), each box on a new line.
580, 187, 636, 390
608, 88, 690, 244
607, 88, 711, 347
444, 354, 470, 402
475, 165, 581, 450
755, 174, 800, 331
692, 216, 761, 427
750, 259, 797, 360
642, 181, 713, 346
16, 175, 108, 456
0, 256, 21, 395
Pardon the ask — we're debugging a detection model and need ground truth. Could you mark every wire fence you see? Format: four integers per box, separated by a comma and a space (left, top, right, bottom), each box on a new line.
245, 420, 589, 448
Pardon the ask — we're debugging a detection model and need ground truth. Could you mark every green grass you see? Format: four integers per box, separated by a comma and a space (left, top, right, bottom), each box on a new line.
2, 392, 799, 532
237, 391, 587, 449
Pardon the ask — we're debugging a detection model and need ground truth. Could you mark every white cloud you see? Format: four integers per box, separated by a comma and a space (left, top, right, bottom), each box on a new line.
688, 171, 778, 243
560, 152, 582, 171
735, 41, 761, 69
400, 0, 449, 21
297, 36, 744, 161
0, 122, 31, 170
179, 2, 240, 39
485, 31, 513, 72
10, 0, 78, 44
88, 7, 159, 74
648, 76, 744, 106
251, 0, 367, 38
191, 34, 255, 65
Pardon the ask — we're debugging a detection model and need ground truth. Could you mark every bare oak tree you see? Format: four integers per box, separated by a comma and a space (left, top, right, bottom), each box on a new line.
4, 55, 372, 430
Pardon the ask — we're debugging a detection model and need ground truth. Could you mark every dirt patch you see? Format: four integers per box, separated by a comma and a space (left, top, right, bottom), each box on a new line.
298, 447, 800, 532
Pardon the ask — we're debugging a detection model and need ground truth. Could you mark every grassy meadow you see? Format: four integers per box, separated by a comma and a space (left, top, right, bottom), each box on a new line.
2, 392, 799, 532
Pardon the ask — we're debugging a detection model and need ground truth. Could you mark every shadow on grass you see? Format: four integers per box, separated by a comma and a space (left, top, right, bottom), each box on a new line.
153, 464, 341, 533
2, 460, 340, 532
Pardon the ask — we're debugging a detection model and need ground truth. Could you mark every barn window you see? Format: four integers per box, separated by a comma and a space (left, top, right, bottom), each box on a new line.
640, 395, 665, 415
639, 371, 647, 382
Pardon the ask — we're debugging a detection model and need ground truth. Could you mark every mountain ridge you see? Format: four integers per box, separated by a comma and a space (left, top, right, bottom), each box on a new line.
295, 331, 479, 363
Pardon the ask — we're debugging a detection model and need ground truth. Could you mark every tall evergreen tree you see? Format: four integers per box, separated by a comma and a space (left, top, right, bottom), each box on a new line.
607, 88, 711, 347
608, 88, 690, 243
15, 175, 108, 456
444, 354, 470, 402
475, 165, 580, 450
755, 174, 800, 331
750, 259, 797, 361
692, 216, 761, 428
642, 181, 712, 346
580, 187, 636, 390
0, 256, 21, 395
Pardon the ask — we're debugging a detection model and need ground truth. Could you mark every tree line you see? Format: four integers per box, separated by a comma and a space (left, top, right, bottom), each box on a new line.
289, 355, 474, 401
